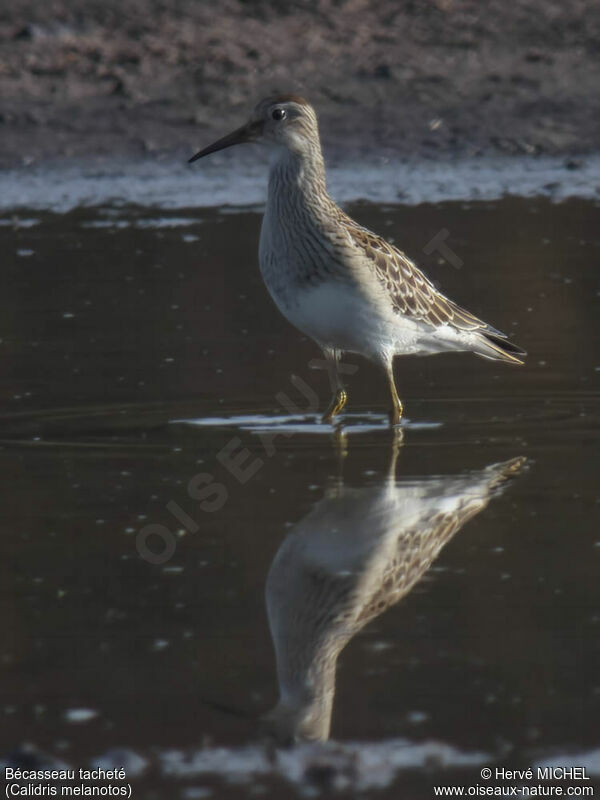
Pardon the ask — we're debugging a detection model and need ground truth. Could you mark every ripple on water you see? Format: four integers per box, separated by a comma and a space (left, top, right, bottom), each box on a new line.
172, 412, 443, 435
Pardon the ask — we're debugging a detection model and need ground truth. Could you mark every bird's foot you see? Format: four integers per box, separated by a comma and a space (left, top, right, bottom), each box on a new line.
322, 389, 348, 424
389, 402, 403, 427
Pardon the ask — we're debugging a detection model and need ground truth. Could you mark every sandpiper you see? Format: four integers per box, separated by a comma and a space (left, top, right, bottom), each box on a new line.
189, 95, 525, 424
263, 452, 525, 742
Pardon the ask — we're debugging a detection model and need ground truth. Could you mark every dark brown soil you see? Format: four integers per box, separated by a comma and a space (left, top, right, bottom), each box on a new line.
1, 0, 599, 168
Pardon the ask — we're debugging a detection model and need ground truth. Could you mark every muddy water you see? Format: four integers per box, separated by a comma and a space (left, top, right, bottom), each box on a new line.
0, 199, 599, 797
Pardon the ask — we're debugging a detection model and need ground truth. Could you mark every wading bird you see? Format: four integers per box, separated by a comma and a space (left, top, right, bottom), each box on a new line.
189, 96, 525, 425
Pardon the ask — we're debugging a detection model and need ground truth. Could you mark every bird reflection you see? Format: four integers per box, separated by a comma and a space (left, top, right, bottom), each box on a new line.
262, 444, 524, 743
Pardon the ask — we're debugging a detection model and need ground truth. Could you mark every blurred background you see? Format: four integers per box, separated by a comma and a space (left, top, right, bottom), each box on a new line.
1, 0, 600, 167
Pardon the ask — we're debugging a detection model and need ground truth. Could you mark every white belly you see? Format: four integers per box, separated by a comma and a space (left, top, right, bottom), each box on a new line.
259, 207, 472, 361
266, 279, 423, 361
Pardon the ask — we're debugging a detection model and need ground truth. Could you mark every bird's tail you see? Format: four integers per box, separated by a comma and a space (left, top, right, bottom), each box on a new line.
473, 330, 526, 365
484, 455, 528, 491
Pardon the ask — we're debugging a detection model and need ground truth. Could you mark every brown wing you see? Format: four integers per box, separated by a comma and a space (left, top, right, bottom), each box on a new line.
341, 217, 500, 334
355, 506, 482, 627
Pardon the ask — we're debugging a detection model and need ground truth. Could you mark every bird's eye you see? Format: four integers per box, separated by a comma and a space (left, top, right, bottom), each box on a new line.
272, 108, 286, 121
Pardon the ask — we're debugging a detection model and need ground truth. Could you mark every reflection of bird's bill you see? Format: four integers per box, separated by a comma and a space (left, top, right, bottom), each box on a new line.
199, 697, 253, 720
262, 456, 526, 744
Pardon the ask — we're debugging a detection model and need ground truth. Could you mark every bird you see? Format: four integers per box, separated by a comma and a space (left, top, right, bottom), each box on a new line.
189, 95, 526, 425
261, 450, 525, 743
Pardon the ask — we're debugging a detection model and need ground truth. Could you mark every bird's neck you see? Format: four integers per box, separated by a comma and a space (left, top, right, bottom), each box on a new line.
267, 146, 330, 213
270, 635, 339, 742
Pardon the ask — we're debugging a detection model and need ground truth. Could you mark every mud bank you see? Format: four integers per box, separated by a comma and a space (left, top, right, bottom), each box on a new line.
1, 1, 599, 169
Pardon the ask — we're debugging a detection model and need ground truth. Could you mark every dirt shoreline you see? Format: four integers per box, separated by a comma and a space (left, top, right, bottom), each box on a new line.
1, 1, 599, 170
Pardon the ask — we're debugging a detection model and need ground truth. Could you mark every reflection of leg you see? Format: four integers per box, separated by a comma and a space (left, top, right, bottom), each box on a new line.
331, 426, 348, 489
384, 358, 403, 426
321, 348, 348, 423
389, 426, 404, 477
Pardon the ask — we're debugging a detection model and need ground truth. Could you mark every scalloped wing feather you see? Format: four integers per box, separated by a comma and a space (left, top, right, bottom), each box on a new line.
341, 218, 501, 335
355, 505, 482, 626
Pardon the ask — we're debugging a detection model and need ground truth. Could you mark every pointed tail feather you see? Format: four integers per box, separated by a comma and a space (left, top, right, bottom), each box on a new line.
474, 331, 526, 365
484, 455, 528, 490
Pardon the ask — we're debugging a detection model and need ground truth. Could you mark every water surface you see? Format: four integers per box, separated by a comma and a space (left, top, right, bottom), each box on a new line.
0, 199, 599, 797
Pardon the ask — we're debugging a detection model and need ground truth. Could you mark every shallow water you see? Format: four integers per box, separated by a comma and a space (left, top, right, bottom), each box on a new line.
2, 154, 600, 211
0, 199, 599, 797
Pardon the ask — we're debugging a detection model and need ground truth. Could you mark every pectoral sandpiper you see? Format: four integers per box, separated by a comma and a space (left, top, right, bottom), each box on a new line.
263, 452, 525, 742
189, 95, 525, 425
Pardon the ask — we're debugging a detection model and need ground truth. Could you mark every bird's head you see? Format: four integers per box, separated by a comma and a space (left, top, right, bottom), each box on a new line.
189, 95, 320, 163
259, 697, 333, 745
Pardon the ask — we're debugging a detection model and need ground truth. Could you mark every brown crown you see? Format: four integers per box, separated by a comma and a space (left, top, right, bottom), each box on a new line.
267, 94, 310, 107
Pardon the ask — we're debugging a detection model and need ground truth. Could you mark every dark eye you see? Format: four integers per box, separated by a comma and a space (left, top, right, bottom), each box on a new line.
272, 108, 286, 121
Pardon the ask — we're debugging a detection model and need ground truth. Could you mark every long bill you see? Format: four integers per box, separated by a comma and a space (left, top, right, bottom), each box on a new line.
188, 121, 262, 163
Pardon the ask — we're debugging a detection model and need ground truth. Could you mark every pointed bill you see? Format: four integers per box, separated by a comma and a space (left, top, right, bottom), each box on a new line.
188, 121, 263, 163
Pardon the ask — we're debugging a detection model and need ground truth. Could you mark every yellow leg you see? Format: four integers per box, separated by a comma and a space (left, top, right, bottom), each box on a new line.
322, 388, 348, 423
321, 348, 348, 424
